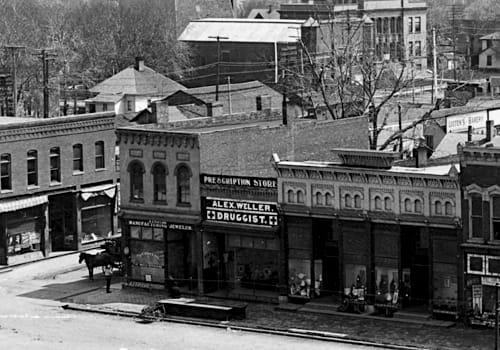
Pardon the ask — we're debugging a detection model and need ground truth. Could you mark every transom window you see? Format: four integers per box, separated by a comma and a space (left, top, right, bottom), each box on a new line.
1, 153, 11, 190
27, 150, 38, 186
50, 147, 61, 183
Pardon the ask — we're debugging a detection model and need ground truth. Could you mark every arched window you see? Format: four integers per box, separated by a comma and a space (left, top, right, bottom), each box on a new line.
297, 190, 305, 204
384, 197, 392, 211
435, 201, 443, 215
354, 194, 361, 209
315, 192, 323, 205
152, 163, 167, 203
129, 161, 144, 201
414, 199, 423, 213
374, 196, 382, 210
176, 164, 191, 205
287, 189, 295, 203
404, 198, 412, 212
445, 201, 454, 216
325, 192, 333, 206
345, 194, 352, 208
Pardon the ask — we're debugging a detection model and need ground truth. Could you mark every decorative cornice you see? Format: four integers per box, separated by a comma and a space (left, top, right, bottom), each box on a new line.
0, 115, 115, 143
118, 130, 198, 149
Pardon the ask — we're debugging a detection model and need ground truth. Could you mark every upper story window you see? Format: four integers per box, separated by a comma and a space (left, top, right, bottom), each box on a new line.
315, 192, 323, 206
415, 41, 422, 56
435, 201, 443, 215
487, 55, 493, 66
354, 194, 361, 209
408, 41, 414, 57
73, 144, 83, 172
102, 103, 108, 112
287, 189, 295, 203
127, 100, 132, 112
414, 199, 423, 214
390, 17, 396, 33
384, 197, 392, 211
470, 193, 483, 239
152, 163, 167, 203
374, 196, 382, 210
128, 161, 144, 201
325, 193, 333, 206
50, 147, 61, 183
0, 153, 11, 191
95, 141, 105, 170
445, 201, 454, 216
408, 17, 413, 33
492, 196, 500, 240
27, 150, 38, 187
345, 194, 352, 208
414, 17, 421, 33
404, 198, 412, 212
297, 190, 305, 204
176, 164, 192, 205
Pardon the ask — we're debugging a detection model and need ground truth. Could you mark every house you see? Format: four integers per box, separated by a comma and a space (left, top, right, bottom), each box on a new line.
279, 0, 428, 70
274, 148, 461, 317
85, 57, 186, 115
247, 5, 280, 20
0, 113, 118, 265
116, 106, 369, 298
478, 32, 500, 70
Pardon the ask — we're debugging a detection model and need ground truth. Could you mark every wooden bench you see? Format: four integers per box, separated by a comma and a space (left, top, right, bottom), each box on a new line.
157, 299, 247, 321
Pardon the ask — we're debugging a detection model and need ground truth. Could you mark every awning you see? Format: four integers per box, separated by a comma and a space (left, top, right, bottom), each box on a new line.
0, 195, 48, 214
81, 183, 116, 201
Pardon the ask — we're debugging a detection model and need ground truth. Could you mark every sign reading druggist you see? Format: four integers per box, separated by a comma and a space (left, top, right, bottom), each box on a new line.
204, 197, 278, 226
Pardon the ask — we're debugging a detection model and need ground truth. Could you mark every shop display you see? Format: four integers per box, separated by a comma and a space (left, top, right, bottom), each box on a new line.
289, 259, 311, 298
7, 231, 41, 256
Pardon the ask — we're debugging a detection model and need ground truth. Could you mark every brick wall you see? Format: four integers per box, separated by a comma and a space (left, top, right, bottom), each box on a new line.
199, 116, 369, 177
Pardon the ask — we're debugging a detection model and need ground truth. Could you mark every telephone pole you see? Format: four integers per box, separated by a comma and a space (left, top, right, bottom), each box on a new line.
4, 45, 26, 117
208, 35, 229, 101
34, 49, 56, 118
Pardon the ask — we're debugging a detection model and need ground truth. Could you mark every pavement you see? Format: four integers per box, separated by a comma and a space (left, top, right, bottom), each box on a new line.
60, 282, 493, 350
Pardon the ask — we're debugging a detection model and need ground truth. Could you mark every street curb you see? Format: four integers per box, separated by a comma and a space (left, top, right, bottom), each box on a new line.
61, 303, 439, 350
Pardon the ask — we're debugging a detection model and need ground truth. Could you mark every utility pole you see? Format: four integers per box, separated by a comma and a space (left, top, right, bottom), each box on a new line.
227, 76, 232, 115
208, 35, 229, 101
4, 45, 26, 117
451, 0, 457, 82
432, 27, 438, 104
398, 104, 403, 154
34, 49, 56, 118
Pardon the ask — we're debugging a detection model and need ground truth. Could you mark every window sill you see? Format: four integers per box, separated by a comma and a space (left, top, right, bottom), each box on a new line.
130, 198, 144, 203
488, 240, 500, 245
0, 189, 13, 194
176, 202, 191, 208
95, 168, 107, 172
467, 238, 486, 244
49, 181, 62, 187
153, 200, 167, 205
73, 171, 84, 176
27, 185, 40, 190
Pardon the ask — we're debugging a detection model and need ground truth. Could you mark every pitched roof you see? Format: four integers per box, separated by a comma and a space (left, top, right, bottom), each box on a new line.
480, 32, 500, 40
247, 8, 280, 20
430, 133, 483, 160
90, 65, 186, 96
178, 18, 304, 43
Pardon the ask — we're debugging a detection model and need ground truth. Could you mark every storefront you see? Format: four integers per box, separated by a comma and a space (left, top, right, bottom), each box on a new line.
465, 252, 500, 327
79, 183, 117, 246
123, 218, 197, 289
0, 195, 48, 265
201, 195, 280, 293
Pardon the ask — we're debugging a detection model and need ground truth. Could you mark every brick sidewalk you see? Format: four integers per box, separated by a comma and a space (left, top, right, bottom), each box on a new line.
64, 285, 491, 350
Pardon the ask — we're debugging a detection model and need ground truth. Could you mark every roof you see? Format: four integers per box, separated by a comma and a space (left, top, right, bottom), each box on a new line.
90, 65, 186, 96
178, 18, 304, 43
166, 80, 283, 115
480, 32, 500, 40
0, 116, 38, 125
247, 8, 280, 20
85, 93, 123, 103
430, 133, 483, 160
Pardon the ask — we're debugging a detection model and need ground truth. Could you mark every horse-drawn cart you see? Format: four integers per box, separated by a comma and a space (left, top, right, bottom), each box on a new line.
78, 238, 123, 280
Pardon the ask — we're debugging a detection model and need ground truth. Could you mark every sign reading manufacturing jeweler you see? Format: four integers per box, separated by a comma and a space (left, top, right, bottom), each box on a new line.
204, 197, 278, 226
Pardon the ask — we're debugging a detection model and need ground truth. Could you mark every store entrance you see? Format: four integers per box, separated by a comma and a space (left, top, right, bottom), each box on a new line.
313, 219, 339, 297
401, 225, 430, 308
49, 193, 76, 251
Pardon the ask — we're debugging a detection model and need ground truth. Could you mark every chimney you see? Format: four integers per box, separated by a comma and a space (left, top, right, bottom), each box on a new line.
207, 102, 223, 117
151, 100, 169, 124
135, 57, 145, 72
467, 125, 473, 142
415, 137, 427, 168
486, 119, 494, 142
268, 4, 273, 13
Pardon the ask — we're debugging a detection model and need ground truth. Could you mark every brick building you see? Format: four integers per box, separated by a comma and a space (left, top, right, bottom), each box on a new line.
274, 148, 461, 317
117, 107, 368, 299
0, 113, 118, 265
458, 138, 500, 326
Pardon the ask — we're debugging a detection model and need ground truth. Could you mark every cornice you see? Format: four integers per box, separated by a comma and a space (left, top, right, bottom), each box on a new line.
117, 129, 198, 149
0, 116, 115, 143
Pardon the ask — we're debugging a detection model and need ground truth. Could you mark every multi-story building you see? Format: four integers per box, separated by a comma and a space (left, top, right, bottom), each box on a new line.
274, 147, 461, 317
279, 0, 428, 70
117, 102, 368, 299
0, 113, 118, 265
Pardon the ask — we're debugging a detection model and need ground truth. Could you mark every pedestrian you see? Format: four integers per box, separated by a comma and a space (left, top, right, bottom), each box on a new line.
104, 264, 113, 293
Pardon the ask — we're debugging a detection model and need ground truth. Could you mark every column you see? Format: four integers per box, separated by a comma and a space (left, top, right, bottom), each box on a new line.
75, 193, 82, 251
196, 227, 204, 294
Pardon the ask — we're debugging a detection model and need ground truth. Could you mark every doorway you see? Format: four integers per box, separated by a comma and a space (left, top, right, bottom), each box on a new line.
49, 193, 76, 251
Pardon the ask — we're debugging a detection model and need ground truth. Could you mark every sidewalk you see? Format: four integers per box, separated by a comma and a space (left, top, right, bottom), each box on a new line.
62, 284, 492, 350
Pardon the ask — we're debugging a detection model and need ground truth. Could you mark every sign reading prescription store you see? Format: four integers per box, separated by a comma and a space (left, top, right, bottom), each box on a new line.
446, 109, 500, 133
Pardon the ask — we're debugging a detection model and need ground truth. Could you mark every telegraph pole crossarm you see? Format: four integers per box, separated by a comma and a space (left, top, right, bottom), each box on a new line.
208, 35, 229, 101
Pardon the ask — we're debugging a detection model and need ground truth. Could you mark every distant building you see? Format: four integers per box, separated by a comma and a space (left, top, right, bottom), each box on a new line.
85, 58, 186, 116
0, 113, 118, 265
478, 32, 500, 70
247, 6, 280, 20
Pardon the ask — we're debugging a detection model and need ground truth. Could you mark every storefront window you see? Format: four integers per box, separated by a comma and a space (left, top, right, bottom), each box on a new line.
289, 259, 311, 297
82, 205, 111, 243
344, 264, 366, 294
6, 209, 42, 256
375, 267, 399, 304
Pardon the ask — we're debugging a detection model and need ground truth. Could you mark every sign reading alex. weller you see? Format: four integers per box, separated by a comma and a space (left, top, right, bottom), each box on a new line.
204, 197, 278, 226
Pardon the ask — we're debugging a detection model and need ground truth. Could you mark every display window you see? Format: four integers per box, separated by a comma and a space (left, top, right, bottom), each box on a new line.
129, 225, 164, 242
289, 259, 311, 297
344, 264, 366, 294
81, 196, 113, 243
375, 267, 399, 304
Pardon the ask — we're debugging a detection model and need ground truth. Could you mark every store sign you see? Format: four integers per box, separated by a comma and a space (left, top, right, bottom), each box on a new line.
204, 197, 278, 226
128, 219, 168, 228
481, 276, 500, 286
168, 223, 193, 231
201, 174, 277, 189
446, 109, 500, 133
